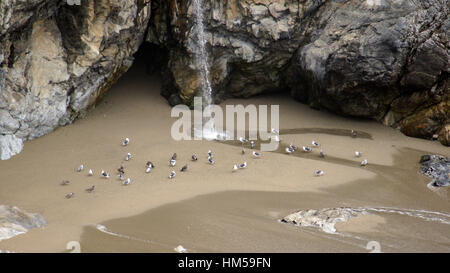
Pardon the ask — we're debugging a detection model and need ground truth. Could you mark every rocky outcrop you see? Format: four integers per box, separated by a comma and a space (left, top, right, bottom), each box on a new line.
0, 205, 47, 241
149, 0, 449, 143
420, 154, 450, 187
0, 0, 151, 159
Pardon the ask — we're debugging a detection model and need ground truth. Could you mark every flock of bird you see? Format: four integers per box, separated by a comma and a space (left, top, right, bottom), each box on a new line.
61, 129, 368, 199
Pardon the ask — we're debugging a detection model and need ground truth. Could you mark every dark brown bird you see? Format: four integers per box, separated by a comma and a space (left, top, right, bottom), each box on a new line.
85, 186, 95, 193
180, 164, 188, 172
117, 165, 125, 175
146, 161, 155, 168
172, 153, 177, 160
60, 180, 70, 186
65, 192, 74, 199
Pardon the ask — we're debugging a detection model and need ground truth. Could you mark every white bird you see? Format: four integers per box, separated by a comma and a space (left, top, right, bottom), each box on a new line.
77, 165, 84, 172
361, 159, 368, 166
170, 159, 176, 167
169, 171, 176, 179
355, 151, 362, 157
208, 156, 215, 165
285, 147, 294, 154
239, 162, 247, 169
122, 137, 130, 146
315, 170, 324, 176
123, 178, 131, 185
271, 128, 279, 135
145, 167, 152, 173
88, 169, 94, 176
250, 141, 255, 149
232, 164, 239, 172
192, 154, 198, 161
174, 245, 187, 253
125, 152, 132, 161
101, 170, 110, 179
208, 150, 213, 158
252, 151, 261, 158
273, 135, 281, 142
302, 146, 312, 153
351, 130, 357, 138
312, 141, 320, 147
239, 137, 248, 144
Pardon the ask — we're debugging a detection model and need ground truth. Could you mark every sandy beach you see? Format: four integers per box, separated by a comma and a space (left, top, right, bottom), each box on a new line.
0, 61, 448, 253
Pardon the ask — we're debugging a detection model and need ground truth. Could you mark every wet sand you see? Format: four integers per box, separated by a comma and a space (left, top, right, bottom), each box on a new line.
0, 60, 448, 252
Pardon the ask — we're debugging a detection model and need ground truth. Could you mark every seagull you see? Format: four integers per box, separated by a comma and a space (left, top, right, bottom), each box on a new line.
351, 130, 357, 138
174, 245, 187, 253
192, 154, 198, 161
355, 151, 362, 157
170, 158, 176, 167
271, 128, 279, 135
125, 152, 132, 161
85, 186, 95, 193
180, 164, 188, 172
171, 153, 177, 160
77, 165, 84, 172
285, 147, 294, 154
146, 161, 155, 169
123, 178, 131, 185
273, 135, 281, 142
122, 137, 130, 146
101, 170, 110, 179
60, 180, 70, 186
361, 159, 368, 166
302, 146, 312, 153
208, 150, 213, 158
315, 170, 324, 176
208, 156, 215, 165
319, 149, 326, 158
145, 167, 152, 173
117, 165, 125, 174
118, 173, 125, 180
250, 141, 255, 149
239, 162, 247, 169
239, 137, 248, 144
252, 151, 261, 158
312, 141, 320, 147
289, 143, 298, 151
169, 171, 176, 179
88, 169, 94, 176
65, 192, 74, 199
232, 164, 239, 172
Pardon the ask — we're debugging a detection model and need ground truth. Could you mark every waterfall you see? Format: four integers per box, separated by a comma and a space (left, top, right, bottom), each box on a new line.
191, 0, 222, 140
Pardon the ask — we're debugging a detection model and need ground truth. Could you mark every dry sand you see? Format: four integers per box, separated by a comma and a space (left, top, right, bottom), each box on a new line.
0, 61, 449, 253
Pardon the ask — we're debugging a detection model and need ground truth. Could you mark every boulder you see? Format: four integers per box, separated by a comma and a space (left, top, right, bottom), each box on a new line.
0, 205, 47, 241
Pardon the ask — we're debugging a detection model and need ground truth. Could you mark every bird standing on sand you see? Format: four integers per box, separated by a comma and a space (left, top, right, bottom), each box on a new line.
361, 159, 368, 166
65, 192, 74, 199
123, 178, 131, 185
351, 130, 357, 138
239, 162, 247, 169
302, 146, 312, 153
208, 150, 213, 158
180, 164, 188, 172
355, 151, 362, 157
60, 180, 70, 186
241, 148, 246, 155
273, 135, 281, 142
170, 158, 176, 167
117, 165, 125, 174
88, 169, 94, 176
118, 173, 125, 180
319, 149, 326, 158
77, 165, 84, 172
252, 151, 261, 158
125, 153, 132, 161
169, 171, 176, 179
122, 138, 130, 146
86, 186, 95, 193
271, 128, 279, 135
239, 137, 248, 145
145, 167, 152, 173
171, 153, 177, 160
101, 170, 110, 179
146, 161, 155, 169
315, 170, 324, 176
289, 143, 298, 151
192, 154, 198, 161
250, 141, 255, 149
312, 141, 320, 147
285, 147, 294, 154
208, 156, 215, 165
232, 164, 239, 172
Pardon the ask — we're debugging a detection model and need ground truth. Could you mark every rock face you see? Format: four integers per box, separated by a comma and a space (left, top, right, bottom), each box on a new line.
0, 205, 47, 241
149, 0, 449, 142
419, 154, 450, 187
0, 0, 151, 159
281, 207, 365, 234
